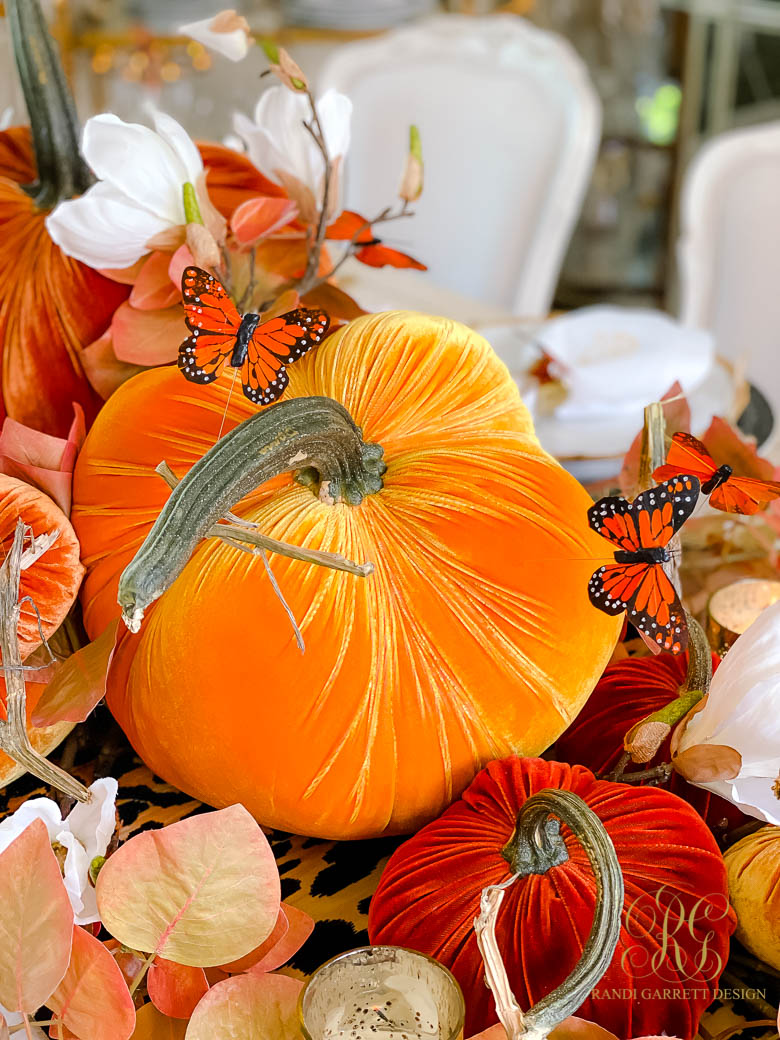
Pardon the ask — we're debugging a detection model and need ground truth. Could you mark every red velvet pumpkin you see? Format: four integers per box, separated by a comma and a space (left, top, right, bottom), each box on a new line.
555, 653, 746, 836
368, 757, 734, 1040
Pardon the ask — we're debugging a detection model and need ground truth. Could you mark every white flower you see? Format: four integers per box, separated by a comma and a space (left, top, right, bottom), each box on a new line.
0, 107, 13, 132
676, 601, 780, 824
0, 1003, 47, 1037
234, 86, 351, 218
46, 110, 204, 268
178, 10, 253, 62
0, 778, 118, 925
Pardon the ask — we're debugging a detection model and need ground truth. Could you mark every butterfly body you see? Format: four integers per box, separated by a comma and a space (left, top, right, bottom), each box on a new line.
178, 266, 330, 406
701, 463, 732, 496
587, 475, 701, 653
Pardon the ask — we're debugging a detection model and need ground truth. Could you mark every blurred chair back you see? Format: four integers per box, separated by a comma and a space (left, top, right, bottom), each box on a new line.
319, 14, 601, 315
678, 122, 780, 419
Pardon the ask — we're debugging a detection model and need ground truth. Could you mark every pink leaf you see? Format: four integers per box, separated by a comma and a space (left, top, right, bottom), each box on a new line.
47, 925, 135, 1040
96, 805, 280, 967
32, 620, 118, 728
81, 331, 146, 401
110, 303, 183, 367
186, 973, 302, 1040
231, 197, 299, 246
0, 819, 74, 1013
168, 246, 195, 291
98, 259, 146, 285
0, 405, 85, 515
619, 381, 692, 497
130, 1004, 187, 1039
246, 903, 313, 974
147, 958, 208, 1019
129, 253, 180, 311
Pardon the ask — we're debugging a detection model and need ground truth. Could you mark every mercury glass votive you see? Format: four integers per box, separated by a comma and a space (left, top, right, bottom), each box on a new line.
299, 946, 466, 1040
707, 578, 780, 653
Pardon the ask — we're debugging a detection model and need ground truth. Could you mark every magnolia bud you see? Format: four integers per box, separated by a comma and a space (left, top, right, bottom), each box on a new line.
399, 124, 423, 202
271, 48, 308, 92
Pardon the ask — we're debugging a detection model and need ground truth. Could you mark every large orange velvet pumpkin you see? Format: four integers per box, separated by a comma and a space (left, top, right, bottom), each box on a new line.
72, 311, 621, 838
368, 757, 735, 1040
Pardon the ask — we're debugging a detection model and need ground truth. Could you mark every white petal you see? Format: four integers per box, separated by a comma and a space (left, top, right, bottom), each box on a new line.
233, 111, 287, 186
252, 87, 321, 189
1, 1004, 23, 1028
317, 89, 352, 161
729, 774, 780, 825
178, 16, 250, 62
46, 182, 172, 268
66, 777, 118, 862
0, 798, 63, 855
81, 113, 187, 223
151, 108, 203, 184
0, 107, 13, 132
57, 830, 89, 923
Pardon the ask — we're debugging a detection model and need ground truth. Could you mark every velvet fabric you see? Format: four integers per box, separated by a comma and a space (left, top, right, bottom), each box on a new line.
368, 757, 735, 1040
555, 653, 746, 835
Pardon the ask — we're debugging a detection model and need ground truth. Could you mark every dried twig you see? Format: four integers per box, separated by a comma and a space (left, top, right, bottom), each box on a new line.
0, 521, 90, 801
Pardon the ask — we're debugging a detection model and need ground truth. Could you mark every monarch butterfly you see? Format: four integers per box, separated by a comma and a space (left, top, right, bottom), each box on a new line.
654, 431, 780, 515
178, 266, 330, 406
588, 475, 701, 654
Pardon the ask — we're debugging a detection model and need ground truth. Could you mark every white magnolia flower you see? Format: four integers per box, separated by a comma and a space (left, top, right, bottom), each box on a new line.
46, 110, 204, 268
178, 10, 253, 62
0, 107, 13, 132
676, 601, 780, 824
0, 778, 118, 925
234, 86, 351, 219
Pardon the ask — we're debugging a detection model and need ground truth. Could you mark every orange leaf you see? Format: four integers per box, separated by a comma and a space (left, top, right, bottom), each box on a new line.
355, 243, 427, 270
32, 620, 118, 727
111, 303, 183, 367
80, 331, 146, 401
130, 1004, 187, 1040
326, 210, 374, 244
129, 254, 179, 312
47, 925, 135, 1040
96, 805, 280, 967
301, 283, 366, 323
167, 247, 194, 292
218, 905, 289, 974
246, 903, 313, 974
185, 973, 302, 1040
701, 415, 778, 482
147, 958, 208, 1019
0, 819, 74, 1013
231, 197, 298, 246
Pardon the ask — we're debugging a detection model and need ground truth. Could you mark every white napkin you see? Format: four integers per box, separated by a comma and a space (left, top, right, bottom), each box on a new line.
537, 306, 714, 421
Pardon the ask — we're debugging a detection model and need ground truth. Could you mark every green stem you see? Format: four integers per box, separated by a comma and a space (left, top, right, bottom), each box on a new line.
7, 0, 91, 208
490, 790, 624, 1039
118, 397, 385, 631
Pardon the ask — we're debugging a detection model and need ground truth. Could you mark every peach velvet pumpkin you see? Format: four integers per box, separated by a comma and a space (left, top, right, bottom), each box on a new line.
724, 826, 780, 970
72, 311, 621, 838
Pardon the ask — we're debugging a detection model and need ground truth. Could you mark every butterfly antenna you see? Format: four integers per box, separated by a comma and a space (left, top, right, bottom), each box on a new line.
216, 367, 240, 443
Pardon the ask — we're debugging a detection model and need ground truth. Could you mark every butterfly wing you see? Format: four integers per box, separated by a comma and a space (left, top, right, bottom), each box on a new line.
710, 475, 780, 515
589, 562, 687, 653
241, 307, 329, 406
629, 474, 701, 547
652, 432, 716, 486
178, 266, 242, 384
587, 496, 642, 552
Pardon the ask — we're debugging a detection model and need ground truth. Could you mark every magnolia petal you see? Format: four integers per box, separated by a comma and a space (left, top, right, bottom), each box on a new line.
47, 182, 170, 269
151, 109, 203, 186
130, 253, 180, 311
729, 774, 780, 825
185, 224, 221, 269
95, 805, 281, 967
178, 14, 251, 62
57, 831, 91, 924
67, 778, 118, 863
318, 88, 353, 164
130, 1003, 188, 1039
145, 226, 187, 253
47, 926, 136, 1040
148, 958, 209, 1019
82, 114, 189, 222
0, 819, 74, 1013
231, 197, 298, 245
252, 88, 317, 186
0, 798, 64, 854
673, 743, 742, 783
185, 973, 303, 1040
233, 112, 289, 189
32, 621, 119, 729
194, 172, 228, 245
111, 302, 183, 367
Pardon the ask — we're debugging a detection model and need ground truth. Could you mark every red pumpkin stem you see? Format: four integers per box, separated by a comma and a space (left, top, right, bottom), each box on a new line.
7, 0, 92, 209
480, 790, 624, 1040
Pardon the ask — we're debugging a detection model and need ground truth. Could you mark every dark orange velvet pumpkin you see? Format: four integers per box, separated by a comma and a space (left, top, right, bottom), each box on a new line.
368, 757, 735, 1040
554, 652, 746, 836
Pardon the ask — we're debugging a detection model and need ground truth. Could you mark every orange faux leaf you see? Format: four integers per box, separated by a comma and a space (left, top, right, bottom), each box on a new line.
218, 907, 288, 973
96, 805, 281, 967
185, 973, 303, 1040
129, 253, 179, 312
246, 903, 313, 974
0, 819, 74, 1014
111, 303, 182, 367
80, 331, 146, 401
0, 128, 129, 437
355, 242, 427, 270
326, 210, 426, 270
201, 143, 285, 219
301, 282, 366, 323
701, 415, 778, 483
47, 925, 135, 1040
147, 958, 209, 1019
673, 742, 742, 783
31, 620, 118, 728
0, 404, 84, 515
232, 197, 299, 245
130, 1004, 187, 1040
326, 210, 374, 244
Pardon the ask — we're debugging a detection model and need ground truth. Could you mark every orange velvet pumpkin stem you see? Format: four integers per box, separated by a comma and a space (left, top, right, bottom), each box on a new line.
118, 396, 385, 632
7, 0, 91, 209
0, 521, 90, 802
479, 790, 623, 1040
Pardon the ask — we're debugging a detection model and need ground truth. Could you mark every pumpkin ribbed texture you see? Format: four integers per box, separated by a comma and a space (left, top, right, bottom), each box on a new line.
724, 826, 780, 970
368, 757, 735, 1040
72, 311, 621, 838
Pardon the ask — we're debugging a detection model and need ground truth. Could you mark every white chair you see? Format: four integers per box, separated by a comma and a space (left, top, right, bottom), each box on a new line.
678, 121, 780, 422
318, 14, 601, 315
